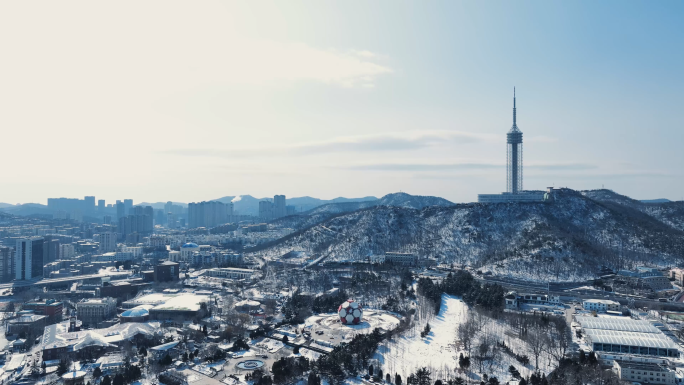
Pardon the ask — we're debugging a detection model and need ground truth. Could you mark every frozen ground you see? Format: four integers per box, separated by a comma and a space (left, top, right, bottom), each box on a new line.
374, 294, 555, 382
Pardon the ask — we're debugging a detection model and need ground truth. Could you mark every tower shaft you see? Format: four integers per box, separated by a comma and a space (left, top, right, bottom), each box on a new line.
507, 88, 523, 194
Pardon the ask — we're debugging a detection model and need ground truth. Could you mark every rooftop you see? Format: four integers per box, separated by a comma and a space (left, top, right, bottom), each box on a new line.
615, 360, 669, 371
576, 316, 661, 333
585, 329, 679, 350
10, 314, 47, 323
151, 293, 209, 312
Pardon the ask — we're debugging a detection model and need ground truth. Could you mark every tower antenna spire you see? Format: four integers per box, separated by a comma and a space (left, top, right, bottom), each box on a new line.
513, 87, 516, 125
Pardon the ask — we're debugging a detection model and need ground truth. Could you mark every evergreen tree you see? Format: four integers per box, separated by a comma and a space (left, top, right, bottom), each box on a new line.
416, 367, 431, 385
395, 373, 402, 385
57, 360, 69, 376
508, 365, 521, 379
369, 364, 374, 376
387, 373, 392, 383
113, 373, 125, 385
587, 351, 597, 365
160, 354, 173, 366
378, 369, 384, 380
518, 379, 527, 385
435, 380, 443, 385
93, 367, 102, 378
454, 379, 465, 385
293, 346, 300, 354
139, 346, 147, 357
102, 375, 112, 385
578, 350, 586, 364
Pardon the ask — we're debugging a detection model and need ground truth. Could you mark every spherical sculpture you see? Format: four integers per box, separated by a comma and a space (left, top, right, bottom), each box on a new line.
338, 299, 363, 324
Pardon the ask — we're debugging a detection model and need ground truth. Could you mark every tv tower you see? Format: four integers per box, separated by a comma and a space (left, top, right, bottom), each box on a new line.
507, 87, 523, 194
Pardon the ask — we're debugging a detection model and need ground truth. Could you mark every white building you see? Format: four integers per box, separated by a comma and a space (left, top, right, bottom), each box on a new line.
93, 252, 133, 262
205, 267, 255, 279
180, 243, 199, 261
583, 299, 620, 312
121, 246, 143, 258
168, 251, 181, 262
384, 252, 418, 266
613, 361, 675, 384
77, 297, 117, 325
97, 232, 117, 253
59, 244, 75, 260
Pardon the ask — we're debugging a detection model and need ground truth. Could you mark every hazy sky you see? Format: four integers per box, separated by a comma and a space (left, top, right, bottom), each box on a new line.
1, 1, 683, 204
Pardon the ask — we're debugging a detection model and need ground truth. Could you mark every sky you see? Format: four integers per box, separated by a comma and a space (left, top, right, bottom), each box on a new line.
1, 1, 683, 204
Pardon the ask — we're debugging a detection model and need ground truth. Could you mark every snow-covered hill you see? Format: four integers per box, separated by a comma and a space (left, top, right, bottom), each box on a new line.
252, 189, 684, 281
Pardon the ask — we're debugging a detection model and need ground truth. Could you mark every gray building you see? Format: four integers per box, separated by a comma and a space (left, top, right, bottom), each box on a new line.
0, 246, 14, 283
15, 237, 44, 280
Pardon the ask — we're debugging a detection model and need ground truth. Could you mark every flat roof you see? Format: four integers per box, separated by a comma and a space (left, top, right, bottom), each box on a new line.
616, 361, 668, 371
576, 316, 660, 333
151, 294, 209, 312
585, 329, 679, 350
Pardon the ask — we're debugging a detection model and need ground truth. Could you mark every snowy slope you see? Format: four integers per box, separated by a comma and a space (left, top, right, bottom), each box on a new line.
374, 295, 554, 383
252, 189, 684, 281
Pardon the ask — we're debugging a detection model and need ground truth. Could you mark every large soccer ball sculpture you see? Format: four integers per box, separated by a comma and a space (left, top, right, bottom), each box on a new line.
338, 299, 363, 325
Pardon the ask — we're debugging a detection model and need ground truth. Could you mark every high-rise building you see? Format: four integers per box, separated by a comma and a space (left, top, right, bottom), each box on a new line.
0, 246, 14, 283
15, 237, 45, 280
118, 206, 154, 239
507, 88, 523, 194
188, 201, 228, 228
259, 201, 273, 221
274, 195, 287, 218
60, 243, 76, 260
42, 236, 61, 263
260, 195, 287, 220
98, 199, 105, 212
124, 199, 133, 215
84, 196, 96, 211
116, 200, 125, 220
98, 231, 117, 252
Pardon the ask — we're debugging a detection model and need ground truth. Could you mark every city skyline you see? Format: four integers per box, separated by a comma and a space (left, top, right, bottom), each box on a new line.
1, 1, 682, 204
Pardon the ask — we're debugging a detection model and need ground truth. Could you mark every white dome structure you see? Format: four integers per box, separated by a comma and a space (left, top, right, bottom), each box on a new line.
338, 299, 363, 325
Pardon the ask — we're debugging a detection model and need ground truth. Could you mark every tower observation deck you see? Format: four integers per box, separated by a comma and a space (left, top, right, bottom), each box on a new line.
507, 88, 523, 194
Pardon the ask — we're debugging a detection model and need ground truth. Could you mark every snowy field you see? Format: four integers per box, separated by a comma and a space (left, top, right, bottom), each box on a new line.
374, 294, 555, 383
303, 310, 401, 344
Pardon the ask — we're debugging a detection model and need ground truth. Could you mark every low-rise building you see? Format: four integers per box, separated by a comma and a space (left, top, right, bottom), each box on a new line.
642, 276, 673, 291
154, 261, 179, 282
23, 299, 64, 323
205, 267, 255, 280
384, 252, 418, 266
670, 268, 684, 286
583, 299, 620, 312
8, 314, 48, 335
76, 297, 117, 326
612, 361, 675, 384
504, 291, 561, 309
149, 340, 180, 360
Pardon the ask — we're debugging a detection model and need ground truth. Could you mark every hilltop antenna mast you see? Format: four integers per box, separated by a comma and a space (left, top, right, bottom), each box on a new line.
507, 87, 523, 194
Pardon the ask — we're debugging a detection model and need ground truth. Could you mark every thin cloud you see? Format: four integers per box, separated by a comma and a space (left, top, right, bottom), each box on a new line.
341, 162, 596, 172
161, 131, 490, 158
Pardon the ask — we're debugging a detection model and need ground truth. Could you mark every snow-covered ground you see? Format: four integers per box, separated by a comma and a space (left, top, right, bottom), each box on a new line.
374, 294, 556, 383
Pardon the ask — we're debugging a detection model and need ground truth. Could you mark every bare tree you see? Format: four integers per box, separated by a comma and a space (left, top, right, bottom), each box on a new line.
544, 319, 571, 365
526, 325, 546, 370
456, 313, 479, 356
